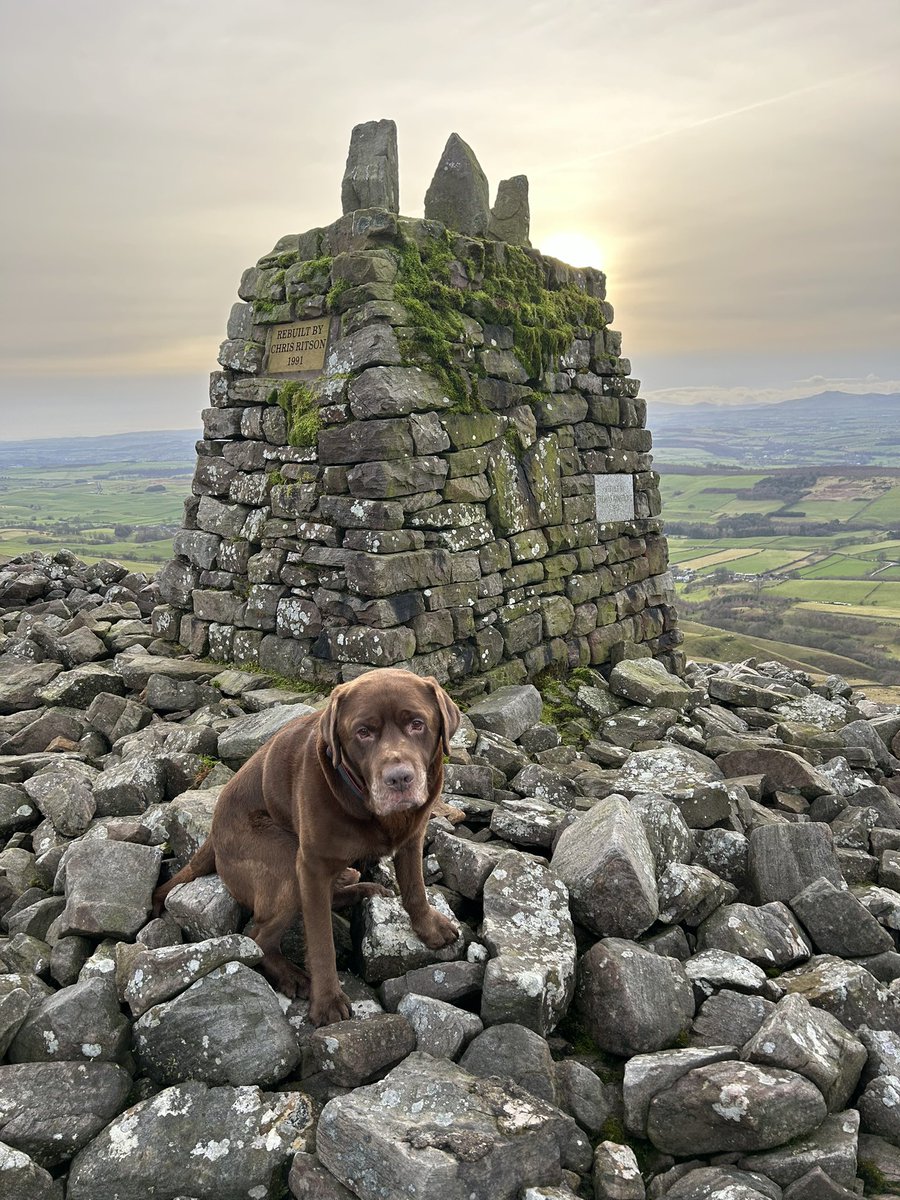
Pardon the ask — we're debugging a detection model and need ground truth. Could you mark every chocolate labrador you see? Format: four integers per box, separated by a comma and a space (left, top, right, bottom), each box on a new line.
153, 667, 461, 1026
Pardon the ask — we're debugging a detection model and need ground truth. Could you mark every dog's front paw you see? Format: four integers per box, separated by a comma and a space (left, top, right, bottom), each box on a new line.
413, 907, 459, 950
309, 987, 353, 1027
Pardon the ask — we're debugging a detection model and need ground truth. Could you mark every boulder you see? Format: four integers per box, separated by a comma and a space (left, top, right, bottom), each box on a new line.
134, 963, 299, 1086
481, 852, 575, 1035
67, 1082, 314, 1200
552, 795, 659, 939
646, 1060, 827, 1155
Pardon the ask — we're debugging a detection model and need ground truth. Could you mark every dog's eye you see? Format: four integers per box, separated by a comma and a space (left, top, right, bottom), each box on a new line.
409, 718, 426, 733
356, 726, 373, 740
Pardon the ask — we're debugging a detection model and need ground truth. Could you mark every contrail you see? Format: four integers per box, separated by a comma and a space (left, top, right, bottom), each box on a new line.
541, 63, 889, 172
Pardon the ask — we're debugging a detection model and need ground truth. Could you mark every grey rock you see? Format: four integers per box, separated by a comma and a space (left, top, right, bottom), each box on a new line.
8, 977, 130, 1064
646, 1060, 827, 1155
790, 875, 894, 956
356, 888, 465, 983
38, 662, 123, 708
553, 1059, 622, 1137
780, 954, 900, 1035
742, 992, 865, 1110
429, 829, 509, 898
0, 1060, 130, 1168
489, 175, 531, 246
56, 839, 162, 939
0, 1142, 63, 1200
92, 752, 166, 816
689, 991, 777, 1050
624, 1045, 736, 1138
552, 795, 659, 939
718, 748, 833, 799
696, 901, 812, 968
67, 1082, 315, 1200
289, 1150, 356, 1200
423, 132, 491, 236
163, 874, 244, 941
460, 1022, 558, 1104
380, 960, 485, 1010
23, 769, 94, 837
684, 949, 770, 1002
217, 703, 315, 761
748, 822, 843, 904
0, 783, 38, 837
342, 119, 399, 214
85, 692, 150, 743
858, 1074, 900, 1145
656, 862, 737, 926
692, 828, 750, 893
592, 1141, 644, 1200
489, 795, 567, 847
782, 1167, 858, 1200
305, 1012, 416, 1087
615, 746, 724, 800
739, 1109, 860, 1188
481, 852, 575, 1035
577, 938, 694, 1056
396, 993, 482, 1059
317, 1052, 592, 1197
608, 658, 692, 710
509, 763, 579, 810
630, 793, 695, 870
857, 1132, 900, 1191
0, 662, 61, 715
347, 365, 452, 419
466, 684, 543, 742
860, 1026, 900, 1085
135, 963, 299, 1086
164, 785, 220, 865
118, 933, 264, 1016
0, 986, 30, 1058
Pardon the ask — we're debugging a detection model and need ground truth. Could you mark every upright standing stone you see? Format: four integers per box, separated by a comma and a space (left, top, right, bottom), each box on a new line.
424, 133, 491, 236
489, 175, 531, 246
341, 119, 399, 214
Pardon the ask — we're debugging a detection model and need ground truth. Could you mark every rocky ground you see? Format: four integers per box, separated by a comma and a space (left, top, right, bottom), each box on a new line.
2, 551, 900, 1199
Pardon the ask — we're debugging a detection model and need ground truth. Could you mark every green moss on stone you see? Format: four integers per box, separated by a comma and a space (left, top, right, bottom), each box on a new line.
394, 232, 477, 412
326, 278, 350, 311
275, 381, 321, 448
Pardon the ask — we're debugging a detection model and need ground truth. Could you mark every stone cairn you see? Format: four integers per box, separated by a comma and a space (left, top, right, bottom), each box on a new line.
155, 120, 679, 696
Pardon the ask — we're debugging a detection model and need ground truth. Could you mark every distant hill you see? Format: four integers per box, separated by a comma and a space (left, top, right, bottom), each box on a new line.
647, 391, 900, 467
0, 429, 200, 470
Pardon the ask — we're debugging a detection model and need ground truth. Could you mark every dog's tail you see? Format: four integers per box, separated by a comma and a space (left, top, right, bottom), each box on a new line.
152, 838, 217, 917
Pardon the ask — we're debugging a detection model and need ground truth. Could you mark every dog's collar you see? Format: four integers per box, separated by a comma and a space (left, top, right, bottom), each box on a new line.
325, 747, 368, 803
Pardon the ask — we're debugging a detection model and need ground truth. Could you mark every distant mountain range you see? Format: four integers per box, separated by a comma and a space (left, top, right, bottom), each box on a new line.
647, 391, 900, 467
0, 429, 200, 470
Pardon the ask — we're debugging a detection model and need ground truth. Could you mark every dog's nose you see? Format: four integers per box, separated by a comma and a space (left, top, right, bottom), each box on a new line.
384, 764, 415, 791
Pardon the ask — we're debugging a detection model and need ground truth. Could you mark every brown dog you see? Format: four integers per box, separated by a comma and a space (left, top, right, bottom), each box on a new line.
153, 668, 461, 1026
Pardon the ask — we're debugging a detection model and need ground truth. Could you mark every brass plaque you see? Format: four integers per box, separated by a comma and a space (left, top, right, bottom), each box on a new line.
266, 317, 331, 374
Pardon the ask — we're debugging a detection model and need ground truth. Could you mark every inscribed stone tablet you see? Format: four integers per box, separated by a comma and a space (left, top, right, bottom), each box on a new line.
594, 474, 635, 522
266, 317, 331, 374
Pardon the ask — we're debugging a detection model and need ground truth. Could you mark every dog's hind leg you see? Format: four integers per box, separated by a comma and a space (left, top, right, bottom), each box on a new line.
220, 819, 310, 999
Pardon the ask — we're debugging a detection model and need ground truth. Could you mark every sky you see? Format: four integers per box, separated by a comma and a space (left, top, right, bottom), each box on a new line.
0, 0, 898, 439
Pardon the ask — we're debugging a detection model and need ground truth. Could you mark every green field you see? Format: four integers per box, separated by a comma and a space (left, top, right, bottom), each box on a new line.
663, 467, 900, 687
0, 460, 190, 573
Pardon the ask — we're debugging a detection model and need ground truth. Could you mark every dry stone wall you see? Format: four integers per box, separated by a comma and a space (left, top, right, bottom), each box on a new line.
155, 125, 681, 696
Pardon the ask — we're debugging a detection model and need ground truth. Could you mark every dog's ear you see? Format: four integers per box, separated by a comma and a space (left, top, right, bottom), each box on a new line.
320, 683, 346, 769
424, 677, 461, 756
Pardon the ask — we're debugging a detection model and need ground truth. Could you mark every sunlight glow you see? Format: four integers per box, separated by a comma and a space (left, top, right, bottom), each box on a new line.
539, 231, 606, 269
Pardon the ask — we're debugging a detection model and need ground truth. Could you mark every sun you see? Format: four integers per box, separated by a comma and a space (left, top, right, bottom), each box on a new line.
539, 231, 606, 269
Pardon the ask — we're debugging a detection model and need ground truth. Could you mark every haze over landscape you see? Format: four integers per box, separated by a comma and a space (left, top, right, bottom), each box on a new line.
1, 0, 898, 438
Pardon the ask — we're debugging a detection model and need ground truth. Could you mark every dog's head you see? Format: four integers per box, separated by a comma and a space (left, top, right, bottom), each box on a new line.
320, 668, 461, 817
